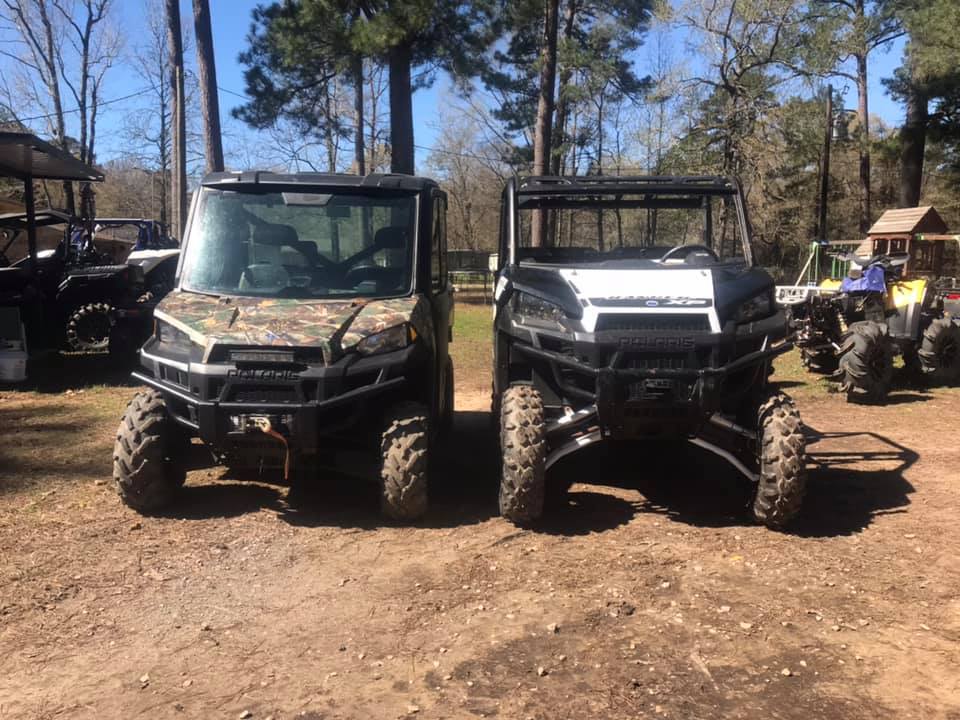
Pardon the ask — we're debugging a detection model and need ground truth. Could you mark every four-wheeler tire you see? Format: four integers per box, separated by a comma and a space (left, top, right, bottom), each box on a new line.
837, 321, 894, 403
380, 402, 429, 521
66, 302, 114, 352
751, 392, 806, 529
113, 390, 188, 512
800, 346, 838, 374
499, 385, 546, 525
918, 317, 960, 383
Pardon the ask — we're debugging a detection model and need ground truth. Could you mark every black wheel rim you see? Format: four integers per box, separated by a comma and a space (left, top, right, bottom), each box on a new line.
75, 311, 111, 348
941, 335, 958, 368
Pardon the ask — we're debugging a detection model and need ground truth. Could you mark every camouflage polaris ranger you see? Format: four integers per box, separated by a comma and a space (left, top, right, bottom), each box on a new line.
113, 172, 454, 521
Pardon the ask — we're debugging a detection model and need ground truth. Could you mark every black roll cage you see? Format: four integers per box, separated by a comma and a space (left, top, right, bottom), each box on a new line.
498, 175, 755, 269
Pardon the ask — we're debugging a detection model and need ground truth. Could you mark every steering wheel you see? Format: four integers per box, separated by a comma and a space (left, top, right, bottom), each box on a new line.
659, 244, 720, 264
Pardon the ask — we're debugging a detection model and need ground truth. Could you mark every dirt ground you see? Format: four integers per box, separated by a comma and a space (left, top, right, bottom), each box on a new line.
2, 349, 959, 719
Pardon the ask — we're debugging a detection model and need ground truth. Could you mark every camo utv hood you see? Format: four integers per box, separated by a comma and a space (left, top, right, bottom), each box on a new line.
154, 291, 433, 364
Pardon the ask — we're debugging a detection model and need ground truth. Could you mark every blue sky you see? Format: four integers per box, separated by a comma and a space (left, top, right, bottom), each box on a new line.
28, 0, 912, 171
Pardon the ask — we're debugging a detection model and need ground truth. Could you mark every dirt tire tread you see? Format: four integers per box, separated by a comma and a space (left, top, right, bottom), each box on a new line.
751, 391, 806, 529
837, 321, 893, 402
918, 317, 960, 383
112, 390, 186, 512
380, 402, 429, 521
499, 385, 546, 525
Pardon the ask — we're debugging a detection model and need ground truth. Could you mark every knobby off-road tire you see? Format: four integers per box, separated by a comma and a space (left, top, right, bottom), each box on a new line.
751, 392, 806, 529
499, 385, 546, 526
66, 302, 114, 352
113, 390, 188, 512
837, 321, 894, 403
380, 402, 429, 521
800, 346, 838, 374
918, 318, 960, 384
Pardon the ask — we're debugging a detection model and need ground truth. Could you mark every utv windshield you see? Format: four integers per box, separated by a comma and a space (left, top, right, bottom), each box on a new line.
515, 189, 747, 266
180, 188, 417, 299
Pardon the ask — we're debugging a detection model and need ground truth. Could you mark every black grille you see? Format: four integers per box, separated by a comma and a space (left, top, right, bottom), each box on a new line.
595, 314, 710, 333
623, 353, 689, 370
229, 385, 298, 404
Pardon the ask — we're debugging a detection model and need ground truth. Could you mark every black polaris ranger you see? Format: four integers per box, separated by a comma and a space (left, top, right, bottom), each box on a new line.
493, 175, 806, 529
113, 173, 454, 521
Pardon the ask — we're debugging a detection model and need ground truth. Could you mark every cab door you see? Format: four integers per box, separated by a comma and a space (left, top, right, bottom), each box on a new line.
429, 190, 453, 418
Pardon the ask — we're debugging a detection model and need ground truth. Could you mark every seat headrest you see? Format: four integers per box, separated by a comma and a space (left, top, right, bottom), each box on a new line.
253, 223, 299, 247
374, 226, 408, 250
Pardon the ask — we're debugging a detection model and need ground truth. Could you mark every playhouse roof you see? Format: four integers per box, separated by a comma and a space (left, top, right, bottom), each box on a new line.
867, 206, 948, 236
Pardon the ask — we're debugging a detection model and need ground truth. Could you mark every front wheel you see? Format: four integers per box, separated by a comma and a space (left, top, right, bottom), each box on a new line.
751, 392, 806, 529
66, 302, 114, 352
499, 385, 546, 525
379, 402, 429, 521
113, 390, 188, 512
837, 321, 894, 403
918, 318, 960, 384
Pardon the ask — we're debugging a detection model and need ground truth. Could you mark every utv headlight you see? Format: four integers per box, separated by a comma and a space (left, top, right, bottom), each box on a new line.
513, 292, 567, 329
735, 293, 774, 323
155, 320, 194, 355
356, 323, 415, 356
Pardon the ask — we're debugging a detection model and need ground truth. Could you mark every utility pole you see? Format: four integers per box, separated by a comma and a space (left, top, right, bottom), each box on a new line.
166, 0, 188, 241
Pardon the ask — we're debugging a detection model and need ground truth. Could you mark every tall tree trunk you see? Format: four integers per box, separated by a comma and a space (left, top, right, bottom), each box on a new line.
898, 79, 928, 208
166, 0, 187, 239
855, 50, 871, 233
36, 0, 74, 213
816, 85, 833, 241
352, 55, 365, 175
388, 43, 414, 175
323, 82, 336, 171
594, 94, 604, 251
549, 0, 578, 177
192, 0, 224, 173
531, 0, 560, 247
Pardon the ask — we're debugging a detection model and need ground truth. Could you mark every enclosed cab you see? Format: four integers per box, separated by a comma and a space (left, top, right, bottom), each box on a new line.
114, 172, 454, 521
493, 175, 805, 529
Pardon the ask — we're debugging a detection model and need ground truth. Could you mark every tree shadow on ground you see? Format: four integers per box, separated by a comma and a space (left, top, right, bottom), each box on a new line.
161, 410, 503, 529
0, 401, 114, 495
14, 352, 139, 393
596, 425, 917, 537
133, 412, 919, 538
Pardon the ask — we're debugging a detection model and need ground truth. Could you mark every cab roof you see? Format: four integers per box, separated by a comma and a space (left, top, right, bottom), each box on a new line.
201, 171, 439, 192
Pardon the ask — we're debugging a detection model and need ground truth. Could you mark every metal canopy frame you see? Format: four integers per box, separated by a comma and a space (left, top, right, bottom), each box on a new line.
516, 175, 737, 198
0, 132, 103, 272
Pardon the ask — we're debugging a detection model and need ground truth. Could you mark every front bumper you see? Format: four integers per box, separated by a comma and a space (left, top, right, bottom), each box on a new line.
503, 312, 790, 436
134, 338, 425, 454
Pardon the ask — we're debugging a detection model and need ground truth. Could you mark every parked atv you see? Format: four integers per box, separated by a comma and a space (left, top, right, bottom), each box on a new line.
788, 251, 960, 402
0, 210, 148, 352
93, 218, 180, 301
113, 172, 454, 521
492, 175, 804, 529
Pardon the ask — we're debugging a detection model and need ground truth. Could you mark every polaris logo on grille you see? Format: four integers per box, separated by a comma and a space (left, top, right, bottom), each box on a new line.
228, 368, 299, 381
619, 336, 696, 350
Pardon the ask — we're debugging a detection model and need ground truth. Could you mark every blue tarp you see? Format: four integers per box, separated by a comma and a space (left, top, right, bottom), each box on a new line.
841, 263, 886, 293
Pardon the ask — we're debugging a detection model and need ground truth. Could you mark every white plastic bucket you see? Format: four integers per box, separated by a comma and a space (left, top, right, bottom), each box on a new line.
0, 349, 27, 382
